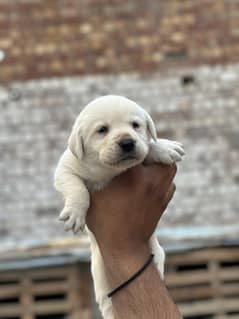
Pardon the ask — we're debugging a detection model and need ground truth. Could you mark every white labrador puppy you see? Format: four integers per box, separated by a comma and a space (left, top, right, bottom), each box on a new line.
54, 95, 185, 319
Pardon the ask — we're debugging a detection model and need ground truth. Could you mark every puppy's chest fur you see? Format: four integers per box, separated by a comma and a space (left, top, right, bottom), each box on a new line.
85, 179, 111, 192
79, 162, 120, 192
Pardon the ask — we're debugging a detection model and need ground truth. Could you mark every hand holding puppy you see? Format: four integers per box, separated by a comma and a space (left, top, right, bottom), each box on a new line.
86, 164, 180, 319
87, 164, 176, 259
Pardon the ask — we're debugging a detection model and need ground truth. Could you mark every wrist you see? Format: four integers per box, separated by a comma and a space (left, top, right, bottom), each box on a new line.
101, 243, 152, 289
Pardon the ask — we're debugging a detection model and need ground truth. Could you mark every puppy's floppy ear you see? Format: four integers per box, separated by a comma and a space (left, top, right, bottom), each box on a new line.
68, 123, 85, 160
146, 112, 157, 141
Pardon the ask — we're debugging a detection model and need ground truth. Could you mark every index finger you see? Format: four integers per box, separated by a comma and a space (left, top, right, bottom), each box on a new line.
144, 163, 177, 186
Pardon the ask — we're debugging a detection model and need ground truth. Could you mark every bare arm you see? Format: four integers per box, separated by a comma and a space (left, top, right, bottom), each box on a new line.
87, 164, 182, 319
104, 250, 181, 319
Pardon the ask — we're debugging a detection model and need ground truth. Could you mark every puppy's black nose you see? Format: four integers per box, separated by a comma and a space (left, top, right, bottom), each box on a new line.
118, 138, 135, 152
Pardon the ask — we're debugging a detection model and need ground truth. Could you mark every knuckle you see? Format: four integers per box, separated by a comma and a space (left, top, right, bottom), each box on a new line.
164, 164, 177, 180
171, 164, 177, 176
169, 184, 176, 200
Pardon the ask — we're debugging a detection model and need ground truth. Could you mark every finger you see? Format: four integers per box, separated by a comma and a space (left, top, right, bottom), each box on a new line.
147, 163, 177, 181
168, 164, 177, 179
168, 183, 176, 202
155, 164, 177, 192
144, 164, 177, 200
161, 183, 176, 211
110, 164, 144, 187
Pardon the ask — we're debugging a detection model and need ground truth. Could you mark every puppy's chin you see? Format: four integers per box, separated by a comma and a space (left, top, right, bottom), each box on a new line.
100, 154, 145, 171
99, 143, 149, 171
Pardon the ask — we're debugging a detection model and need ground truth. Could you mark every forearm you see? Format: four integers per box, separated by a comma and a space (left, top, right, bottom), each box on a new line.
86, 165, 179, 318
102, 246, 182, 319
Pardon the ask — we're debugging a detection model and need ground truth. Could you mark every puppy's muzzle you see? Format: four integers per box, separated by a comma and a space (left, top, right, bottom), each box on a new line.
118, 138, 136, 153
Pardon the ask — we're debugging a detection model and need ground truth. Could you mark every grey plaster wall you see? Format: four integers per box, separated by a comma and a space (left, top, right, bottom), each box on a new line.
0, 63, 238, 250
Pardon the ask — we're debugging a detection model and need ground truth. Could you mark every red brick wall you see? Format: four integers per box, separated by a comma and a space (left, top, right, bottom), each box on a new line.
0, 0, 239, 83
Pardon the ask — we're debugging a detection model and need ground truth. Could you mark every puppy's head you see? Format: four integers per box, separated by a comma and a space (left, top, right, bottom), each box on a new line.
68, 95, 157, 172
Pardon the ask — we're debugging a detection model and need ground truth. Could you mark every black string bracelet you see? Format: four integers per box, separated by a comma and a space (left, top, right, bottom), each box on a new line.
107, 254, 154, 298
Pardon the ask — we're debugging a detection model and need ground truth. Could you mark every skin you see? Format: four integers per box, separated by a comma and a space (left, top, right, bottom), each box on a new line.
86, 164, 182, 319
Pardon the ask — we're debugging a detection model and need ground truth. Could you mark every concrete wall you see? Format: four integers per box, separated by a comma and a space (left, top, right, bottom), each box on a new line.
0, 63, 238, 249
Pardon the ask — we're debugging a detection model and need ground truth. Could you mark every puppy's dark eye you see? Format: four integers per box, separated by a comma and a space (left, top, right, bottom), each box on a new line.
97, 125, 109, 134
132, 121, 140, 129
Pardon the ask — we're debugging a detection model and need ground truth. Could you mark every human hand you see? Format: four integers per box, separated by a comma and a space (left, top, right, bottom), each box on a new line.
86, 164, 176, 258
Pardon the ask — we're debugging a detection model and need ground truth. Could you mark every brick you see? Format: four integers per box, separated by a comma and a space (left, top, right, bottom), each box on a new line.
80, 23, 93, 34
0, 0, 238, 83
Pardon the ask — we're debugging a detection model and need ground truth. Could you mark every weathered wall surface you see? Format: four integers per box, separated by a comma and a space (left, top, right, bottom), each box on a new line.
1, 0, 239, 83
0, 63, 238, 249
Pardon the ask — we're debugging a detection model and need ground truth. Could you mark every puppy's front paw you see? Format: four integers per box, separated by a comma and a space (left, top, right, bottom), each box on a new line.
148, 139, 185, 165
59, 206, 86, 234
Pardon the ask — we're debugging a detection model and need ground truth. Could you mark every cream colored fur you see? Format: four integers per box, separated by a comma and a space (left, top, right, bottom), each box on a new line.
54, 95, 185, 319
